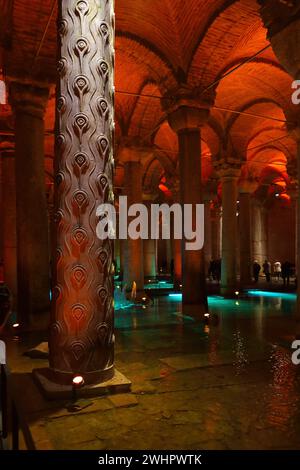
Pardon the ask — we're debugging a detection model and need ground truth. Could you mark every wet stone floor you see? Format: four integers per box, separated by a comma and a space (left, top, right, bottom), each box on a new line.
4, 291, 300, 450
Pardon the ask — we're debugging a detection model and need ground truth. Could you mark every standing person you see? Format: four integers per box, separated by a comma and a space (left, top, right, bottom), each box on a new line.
253, 261, 261, 283
273, 261, 281, 282
263, 259, 271, 283
282, 261, 291, 287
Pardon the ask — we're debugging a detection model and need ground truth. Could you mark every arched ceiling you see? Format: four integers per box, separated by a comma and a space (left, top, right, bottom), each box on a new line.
0, 0, 297, 203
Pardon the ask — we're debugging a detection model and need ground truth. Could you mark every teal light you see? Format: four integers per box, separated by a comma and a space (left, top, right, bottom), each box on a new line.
168, 293, 182, 299
247, 290, 296, 300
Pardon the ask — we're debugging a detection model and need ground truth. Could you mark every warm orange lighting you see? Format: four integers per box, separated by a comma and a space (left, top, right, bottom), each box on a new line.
72, 375, 84, 387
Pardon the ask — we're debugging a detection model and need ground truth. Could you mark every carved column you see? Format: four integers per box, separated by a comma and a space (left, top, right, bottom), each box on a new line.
9, 82, 50, 326
166, 88, 214, 314
0, 142, 17, 305
47, 0, 115, 384
218, 165, 241, 296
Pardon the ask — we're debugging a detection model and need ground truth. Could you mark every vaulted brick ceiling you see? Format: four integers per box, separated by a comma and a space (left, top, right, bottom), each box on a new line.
0, 0, 296, 197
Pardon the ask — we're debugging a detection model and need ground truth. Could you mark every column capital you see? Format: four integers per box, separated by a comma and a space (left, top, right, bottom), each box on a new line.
214, 161, 241, 180
258, 1, 300, 38
163, 85, 215, 133
9, 81, 49, 118
259, 1, 300, 79
118, 138, 153, 163
239, 178, 259, 194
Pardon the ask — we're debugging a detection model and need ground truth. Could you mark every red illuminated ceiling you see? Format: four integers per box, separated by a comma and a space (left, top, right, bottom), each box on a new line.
0, 0, 297, 201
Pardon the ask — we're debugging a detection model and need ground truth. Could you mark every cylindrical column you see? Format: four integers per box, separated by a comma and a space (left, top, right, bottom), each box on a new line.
143, 238, 156, 278
178, 128, 207, 309
123, 160, 144, 291
10, 82, 50, 326
211, 204, 221, 261
220, 168, 240, 296
171, 184, 182, 290
239, 191, 252, 287
204, 198, 212, 276
167, 104, 211, 314
48, 0, 115, 384
297, 142, 300, 319
1, 146, 17, 305
252, 200, 268, 266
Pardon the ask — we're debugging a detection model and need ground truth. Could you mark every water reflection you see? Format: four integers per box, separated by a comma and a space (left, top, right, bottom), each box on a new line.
265, 346, 299, 430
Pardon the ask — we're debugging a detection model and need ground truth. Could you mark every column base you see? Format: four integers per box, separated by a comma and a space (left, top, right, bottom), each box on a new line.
32, 367, 131, 400
220, 286, 239, 298
182, 303, 208, 321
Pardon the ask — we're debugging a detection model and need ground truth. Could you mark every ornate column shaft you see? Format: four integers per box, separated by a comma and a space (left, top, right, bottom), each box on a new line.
0, 143, 17, 305
218, 165, 240, 296
48, 0, 115, 384
9, 82, 50, 326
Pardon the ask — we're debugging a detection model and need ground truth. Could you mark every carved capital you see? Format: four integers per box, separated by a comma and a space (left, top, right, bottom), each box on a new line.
215, 161, 241, 180
259, 1, 300, 78
9, 81, 49, 118
239, 178, 259, 194
118, 144, 152, 163
163, 85, 215, 133
259, 0, 300, 38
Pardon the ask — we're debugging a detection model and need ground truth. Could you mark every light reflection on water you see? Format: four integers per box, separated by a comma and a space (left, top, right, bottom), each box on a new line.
265, 346, 299, 431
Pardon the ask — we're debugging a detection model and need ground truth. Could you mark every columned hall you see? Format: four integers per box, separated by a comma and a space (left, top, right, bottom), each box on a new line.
0, 0, 300, 452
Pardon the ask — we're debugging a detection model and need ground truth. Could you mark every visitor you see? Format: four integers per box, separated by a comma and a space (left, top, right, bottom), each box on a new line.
263, 259, 271, 282
281, 261, 292, 287
253, 260, 261, 283
273, 261, 281, 281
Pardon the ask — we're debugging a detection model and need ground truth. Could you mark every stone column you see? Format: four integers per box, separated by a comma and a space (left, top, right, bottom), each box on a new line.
166, 91, 213, 314
219, 166, 240, 296
259, 0, 300, 323
211, 203, 221, 261
170, 181, 182, 290
0, 143, 17, 305
203, 195, 212, 277
239, 181, 257, 287
122, 154, 144, 291
144, 238, 157, 279
239, 191, 252, 286
38, 0, 115, 386
9, 82, 50, 326
252, 200, 268, 266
